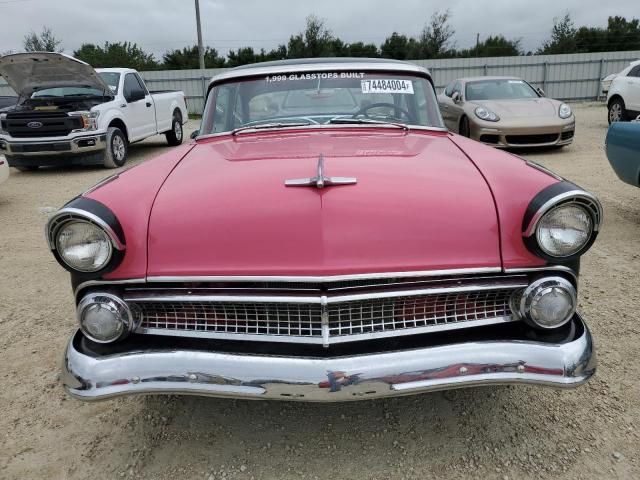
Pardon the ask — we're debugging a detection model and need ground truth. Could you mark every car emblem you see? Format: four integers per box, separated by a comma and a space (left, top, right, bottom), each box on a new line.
27, 121, 44, 129
285, 154, 357, 189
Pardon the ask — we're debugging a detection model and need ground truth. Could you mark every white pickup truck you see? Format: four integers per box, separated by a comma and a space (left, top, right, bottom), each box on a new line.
0, 52, 188, 170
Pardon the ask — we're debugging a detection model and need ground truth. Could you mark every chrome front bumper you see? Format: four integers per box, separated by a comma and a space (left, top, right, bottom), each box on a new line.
0, 133, 107, 157
62, 315, 595, 402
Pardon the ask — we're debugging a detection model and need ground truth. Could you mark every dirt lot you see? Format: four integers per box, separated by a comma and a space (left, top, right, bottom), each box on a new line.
0, 103, 638, 480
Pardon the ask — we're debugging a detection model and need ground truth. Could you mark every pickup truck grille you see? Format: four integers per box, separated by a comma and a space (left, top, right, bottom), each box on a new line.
2, 112, 83, 138
122, 274, 527, 346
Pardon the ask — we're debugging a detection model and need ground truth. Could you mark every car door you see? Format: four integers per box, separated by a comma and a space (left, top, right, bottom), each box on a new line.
440, 81, 464, 131
122, 73, 156, 141
625, 65, 640, 113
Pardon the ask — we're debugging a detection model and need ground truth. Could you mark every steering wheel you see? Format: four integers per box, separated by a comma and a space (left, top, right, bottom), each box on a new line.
353, 102, 413, 121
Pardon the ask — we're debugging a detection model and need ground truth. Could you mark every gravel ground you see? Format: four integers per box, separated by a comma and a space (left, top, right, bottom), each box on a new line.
0, 103, 638, 480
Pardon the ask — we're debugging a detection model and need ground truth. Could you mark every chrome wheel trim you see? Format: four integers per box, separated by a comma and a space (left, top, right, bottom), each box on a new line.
609, 103, 622, 122
174, 119, 183, 141
112, 134, 125, 161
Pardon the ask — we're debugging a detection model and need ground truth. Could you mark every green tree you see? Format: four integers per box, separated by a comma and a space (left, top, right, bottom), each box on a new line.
287, 15, 336, 58
74, 42, 158, 70
380, 33, 412, 59
345, 42, 379, 57
538, 13, 577, 54
604, 16, 640, 51
417, 10, 456, 58
163, 46, 226, 69
23, 26, 63, 52
459, 35, 522, 57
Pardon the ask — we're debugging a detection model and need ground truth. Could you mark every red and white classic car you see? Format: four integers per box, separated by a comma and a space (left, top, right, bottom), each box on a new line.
51, 58, 601, 402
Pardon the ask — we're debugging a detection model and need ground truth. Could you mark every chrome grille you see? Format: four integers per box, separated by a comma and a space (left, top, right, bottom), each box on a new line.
328, 290, 512, 337
131, 286, 519, 345
139, 302, 322, 337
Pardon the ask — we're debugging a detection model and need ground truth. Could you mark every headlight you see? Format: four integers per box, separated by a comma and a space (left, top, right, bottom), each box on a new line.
559, 103, 572, 119
523, 184, 602, 261
55, 220, 113, 272
474, 106, 500, 122
513, 277, 577, 329
70, 111, 98, 131
89, 110, 100, 130
536, 204, 593, 257
77, 293, 135, 343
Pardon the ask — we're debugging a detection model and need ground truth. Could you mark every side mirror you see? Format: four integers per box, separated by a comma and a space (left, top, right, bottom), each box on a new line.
536, 87, 546, 97
126, 89, 146, 103
190, 130, 199, 139
452, 91, 462, 103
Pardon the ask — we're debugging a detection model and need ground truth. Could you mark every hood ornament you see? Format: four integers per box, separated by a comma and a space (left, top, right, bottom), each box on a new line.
285, 154, 357, 189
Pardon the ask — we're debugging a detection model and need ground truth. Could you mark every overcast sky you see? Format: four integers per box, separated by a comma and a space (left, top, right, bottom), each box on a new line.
0, 0, 637, 58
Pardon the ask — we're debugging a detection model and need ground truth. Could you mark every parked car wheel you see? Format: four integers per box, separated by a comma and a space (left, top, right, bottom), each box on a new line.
608, 98, 628, 124
459, 116, 471, 137
103, 127, 128, 168
165, 112, 184, 146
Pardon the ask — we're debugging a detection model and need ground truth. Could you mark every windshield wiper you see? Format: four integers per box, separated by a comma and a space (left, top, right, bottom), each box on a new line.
328, 118, 409, 131
231, 122, 311, 136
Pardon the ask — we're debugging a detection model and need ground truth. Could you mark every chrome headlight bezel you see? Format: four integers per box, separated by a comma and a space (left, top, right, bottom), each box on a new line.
522, 184, 602, 262
512, 277, 577, 330
77, 292, 136, 343
46, 201, 126, 276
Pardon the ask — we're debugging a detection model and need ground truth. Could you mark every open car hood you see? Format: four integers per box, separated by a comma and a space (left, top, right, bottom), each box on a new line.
0, 52, 111, 97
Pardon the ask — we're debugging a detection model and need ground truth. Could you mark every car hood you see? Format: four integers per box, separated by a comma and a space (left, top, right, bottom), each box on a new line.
472, 98, 560, 118
146, 129, 502, 277
0, 52, 111, 96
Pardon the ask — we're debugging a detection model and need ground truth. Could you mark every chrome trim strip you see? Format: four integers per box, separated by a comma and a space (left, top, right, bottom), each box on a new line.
128, 294, 323, 304
46, 207, 125, 251
522, 190, 603, 237
62, 315, 595, 402
504, 265, 577, 282
123, 281, 527, 304
135, 315, 516, 345
209, 61, 431, 86
146, 267, 503, 284
196, 124, 448, 142
504, 265, 578, 284
524, 160, 564, 181
75, 278, 147, 299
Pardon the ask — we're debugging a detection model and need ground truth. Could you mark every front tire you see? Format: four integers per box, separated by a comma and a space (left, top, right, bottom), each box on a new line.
165, 112, 183, 146
459, 116, 471, 137
103, 127, 128, 168
608, 98, 627, 124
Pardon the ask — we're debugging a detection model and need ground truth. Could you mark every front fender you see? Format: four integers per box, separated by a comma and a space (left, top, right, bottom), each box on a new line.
605, 121, 640, 187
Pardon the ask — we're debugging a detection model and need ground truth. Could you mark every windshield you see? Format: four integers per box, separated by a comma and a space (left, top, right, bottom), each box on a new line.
31, 72, 119, 98
465, 79, 539, 101
200, 71, 443, 134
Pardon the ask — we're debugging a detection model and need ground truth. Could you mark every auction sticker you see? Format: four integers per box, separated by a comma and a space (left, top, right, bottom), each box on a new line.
361, 79, 414, 94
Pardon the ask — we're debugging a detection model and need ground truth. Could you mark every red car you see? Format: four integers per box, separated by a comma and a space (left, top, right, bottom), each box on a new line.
51, 58, 601, 402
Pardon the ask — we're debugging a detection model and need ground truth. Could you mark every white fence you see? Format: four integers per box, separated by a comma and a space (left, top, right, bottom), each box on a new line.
1, 50, 639, 114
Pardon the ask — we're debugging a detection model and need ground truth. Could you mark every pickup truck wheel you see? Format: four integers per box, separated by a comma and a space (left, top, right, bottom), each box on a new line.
104, 127, 128, 168
166, 113, 183, 146
608, 98, 627, 124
